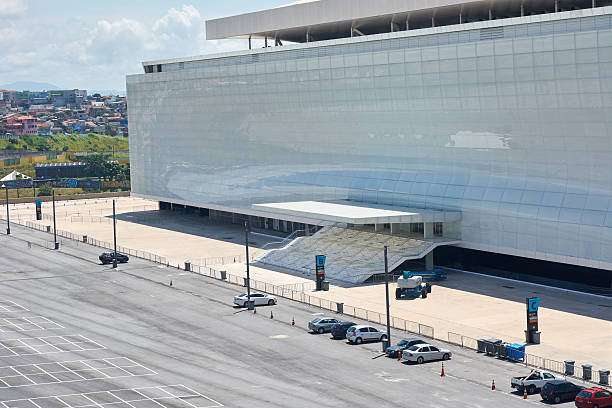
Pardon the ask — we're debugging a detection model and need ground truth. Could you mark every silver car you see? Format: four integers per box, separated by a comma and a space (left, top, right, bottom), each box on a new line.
308, 317, 340, 333
346, 325, 387, 344
401, 344, 451, 363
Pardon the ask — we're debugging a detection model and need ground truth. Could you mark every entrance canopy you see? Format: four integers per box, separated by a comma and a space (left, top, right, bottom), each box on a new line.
252, 200, 461, 225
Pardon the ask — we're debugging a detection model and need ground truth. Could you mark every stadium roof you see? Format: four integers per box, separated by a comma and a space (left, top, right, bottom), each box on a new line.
205, 0, 598, 43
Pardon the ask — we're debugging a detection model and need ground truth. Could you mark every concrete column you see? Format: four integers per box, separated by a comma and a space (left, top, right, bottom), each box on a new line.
390, 223, 399, 235
424, 222, 434, 239
425, 252, 434, 270
305, 224, 311, 236
375, 223, 384, 233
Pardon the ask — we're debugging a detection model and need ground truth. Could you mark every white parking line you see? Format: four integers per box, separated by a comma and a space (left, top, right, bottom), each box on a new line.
0, 335, 105, 357
0, 316, 64, 332
1, 384, 223, 407
0, 301, 29, 313
0, 357, 157, 388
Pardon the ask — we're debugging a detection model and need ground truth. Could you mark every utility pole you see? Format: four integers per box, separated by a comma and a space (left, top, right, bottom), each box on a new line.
52, 188, 58, 249
2, 184, 9, 235
384, 245, 391, 346
112, 199, 117, 268
245, 220, 252, 309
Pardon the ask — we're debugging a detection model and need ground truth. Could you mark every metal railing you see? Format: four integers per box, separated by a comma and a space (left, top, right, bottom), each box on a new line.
4, 216, 607, 386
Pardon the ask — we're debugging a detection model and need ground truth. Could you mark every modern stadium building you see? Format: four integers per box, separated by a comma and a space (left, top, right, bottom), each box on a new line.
127, 0, 612, 285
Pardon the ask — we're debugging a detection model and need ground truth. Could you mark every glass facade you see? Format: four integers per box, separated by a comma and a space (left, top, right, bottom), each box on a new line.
127, 10, 612, 270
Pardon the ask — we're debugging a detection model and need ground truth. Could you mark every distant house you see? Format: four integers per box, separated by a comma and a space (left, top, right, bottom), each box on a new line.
38, 122, 52, 136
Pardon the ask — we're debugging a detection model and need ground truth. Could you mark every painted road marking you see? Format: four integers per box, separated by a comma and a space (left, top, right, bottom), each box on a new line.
0, 357, 156, 388
1, 384, 223, 407
0, 317, 64, 332
0, 335, 105, 357
0, 301, 29, 313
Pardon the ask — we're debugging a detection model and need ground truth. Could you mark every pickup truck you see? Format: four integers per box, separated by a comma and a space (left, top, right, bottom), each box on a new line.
511, 370, 560, 394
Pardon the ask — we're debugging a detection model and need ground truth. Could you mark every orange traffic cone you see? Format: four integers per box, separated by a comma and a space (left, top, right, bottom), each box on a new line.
169, 280, 173, 287
491, 380, 495, 390
440, 362, 445, 377
270, 310, 274, 319
253, 307, 257, 314
523, 387, 528, 399
234, 257, 236, 262
397, 350, 402, 361
291, 317, 295, 326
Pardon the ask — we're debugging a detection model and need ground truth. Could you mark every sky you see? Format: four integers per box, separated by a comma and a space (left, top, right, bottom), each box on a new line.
0, 0, 290, 92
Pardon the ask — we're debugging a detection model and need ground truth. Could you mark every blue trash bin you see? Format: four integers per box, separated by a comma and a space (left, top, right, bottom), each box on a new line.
506, 343, 525, 361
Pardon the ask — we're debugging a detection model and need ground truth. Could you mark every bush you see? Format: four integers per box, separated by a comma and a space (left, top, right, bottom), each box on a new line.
6, 144, 17, 150
62, 146, 69, 151
37, 184, 53, 196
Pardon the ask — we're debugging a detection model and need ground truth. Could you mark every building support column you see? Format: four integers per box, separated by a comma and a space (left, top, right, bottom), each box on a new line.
593, 0, 596, 8
264, 36, 268, 47
406, 14, 410, 30
375, 224, 384, 233
305, 224, 311, 236
431, 9, 436, 27
248, 35, 252, 50
489, 1, 493, 20
459, 5, 463, 23
424, 222, 434, 239
555, 0, 559, 12
390, 223, 399, 235
521, 0, 525, 16
425, 252, 434, 270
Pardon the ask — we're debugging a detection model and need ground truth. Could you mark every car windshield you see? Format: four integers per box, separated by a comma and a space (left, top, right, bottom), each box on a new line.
238, 293, 247, 297
407, 345, 420, 351
312, 318, 321, 323
577, 391, 592, 398
398, 340, 408, 346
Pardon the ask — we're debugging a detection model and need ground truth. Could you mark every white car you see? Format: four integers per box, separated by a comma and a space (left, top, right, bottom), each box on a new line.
233, 293, 277, 307
401, 344, 451, 363
346, 325, 387, 344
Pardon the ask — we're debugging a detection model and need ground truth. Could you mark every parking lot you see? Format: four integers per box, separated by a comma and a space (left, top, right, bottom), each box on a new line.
0, 223, 599, 407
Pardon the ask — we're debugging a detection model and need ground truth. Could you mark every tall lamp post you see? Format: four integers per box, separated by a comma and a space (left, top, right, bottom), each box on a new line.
384, 246, 391, 346
245, 220, 252, 309
52, 188, 58, 249
112, 199, 117, 268
2, 184, 10, 235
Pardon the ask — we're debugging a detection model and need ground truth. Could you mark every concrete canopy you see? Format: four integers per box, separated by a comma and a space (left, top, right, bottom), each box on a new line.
252, 200, 461, 225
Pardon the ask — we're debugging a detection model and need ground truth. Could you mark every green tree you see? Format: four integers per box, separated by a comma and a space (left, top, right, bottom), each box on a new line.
104, 161, 122, 181
83, 154, 110, 180
38, 184, 53, 196
6, 144, 17, 150
62, 146, 69, 151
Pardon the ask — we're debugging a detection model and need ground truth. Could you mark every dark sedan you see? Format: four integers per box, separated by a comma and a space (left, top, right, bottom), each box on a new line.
540, 380, 583, 404
330, 322, 356, 339
385, 338, 428, 358
99, 252, 129, 264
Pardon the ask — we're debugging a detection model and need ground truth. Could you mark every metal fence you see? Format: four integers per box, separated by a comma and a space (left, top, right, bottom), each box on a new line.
4, 216, 607, 386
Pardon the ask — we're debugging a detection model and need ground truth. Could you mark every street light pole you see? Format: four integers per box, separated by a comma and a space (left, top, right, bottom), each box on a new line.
2, 184, 10, 235
245, 220, 251, 308
112, 199, 117, 268
384, 245, 391, 346
52, 188, 58, 249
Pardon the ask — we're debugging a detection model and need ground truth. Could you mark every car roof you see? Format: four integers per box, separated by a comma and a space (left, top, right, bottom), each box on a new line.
583, 387, 609, 392
351, 324, 373, 329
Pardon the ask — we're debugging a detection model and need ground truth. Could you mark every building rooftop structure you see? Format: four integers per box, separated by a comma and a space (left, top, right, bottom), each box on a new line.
205, 0, 609, 44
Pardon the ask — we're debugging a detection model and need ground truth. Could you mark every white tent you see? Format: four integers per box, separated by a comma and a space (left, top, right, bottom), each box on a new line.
0, 170, 31, 181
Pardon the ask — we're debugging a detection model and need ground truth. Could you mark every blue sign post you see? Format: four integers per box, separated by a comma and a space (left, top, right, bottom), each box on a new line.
35, 199, 42, 220
526, 297, 541, 344
315, 255, 326, 290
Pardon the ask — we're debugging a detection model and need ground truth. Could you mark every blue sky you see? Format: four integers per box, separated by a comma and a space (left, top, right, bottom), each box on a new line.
0, 0, 289, 91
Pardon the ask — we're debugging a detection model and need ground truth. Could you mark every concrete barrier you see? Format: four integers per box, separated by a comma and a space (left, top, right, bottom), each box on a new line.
0, 191, 130, 205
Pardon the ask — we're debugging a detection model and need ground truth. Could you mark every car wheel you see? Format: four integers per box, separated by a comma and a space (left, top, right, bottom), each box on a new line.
381, 334, 387, 342
553, 396, 561, 404
442, 353, 450, 360
355, 337, 363, 344
317, 327, 324, 334
527, 385, 536, 395
268, 299, 274, 306
417, 356, 424, 364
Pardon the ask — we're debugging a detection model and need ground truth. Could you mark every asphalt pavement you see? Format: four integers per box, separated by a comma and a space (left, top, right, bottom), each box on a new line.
0, 222, 581, 407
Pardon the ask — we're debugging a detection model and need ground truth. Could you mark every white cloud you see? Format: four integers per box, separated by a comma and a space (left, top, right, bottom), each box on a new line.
0, 0, 27, 17
0, 4, 256, 90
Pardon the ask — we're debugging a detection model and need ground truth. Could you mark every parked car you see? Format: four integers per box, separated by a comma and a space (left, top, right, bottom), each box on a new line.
401, 344, 451, 363
99, 252, 129, 264
540, 380, 583, 403
330, 321, 356, 339
385, 338, 427, 358
308, 317, 340, 334
511, 370, 559, 394
575, 387, 612, 408
233, 293, 277, 307
346, 325, 387, 344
